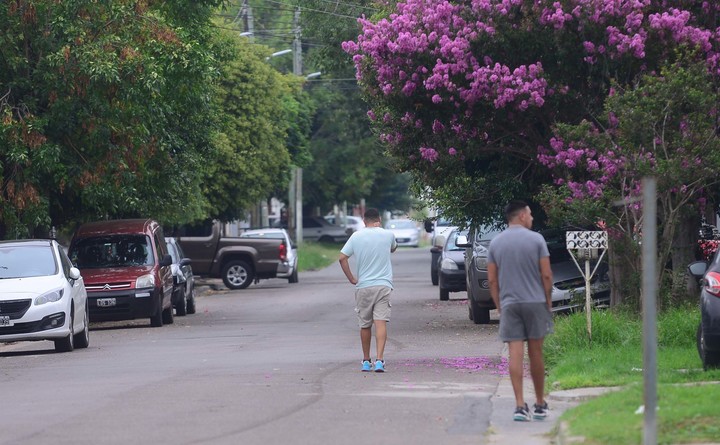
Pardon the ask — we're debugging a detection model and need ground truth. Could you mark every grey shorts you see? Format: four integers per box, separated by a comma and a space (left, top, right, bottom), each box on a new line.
355, 286, 392, 328
499, 302, 554, 342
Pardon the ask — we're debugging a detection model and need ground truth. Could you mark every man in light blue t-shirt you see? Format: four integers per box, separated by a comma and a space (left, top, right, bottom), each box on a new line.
339, 208, 397, 373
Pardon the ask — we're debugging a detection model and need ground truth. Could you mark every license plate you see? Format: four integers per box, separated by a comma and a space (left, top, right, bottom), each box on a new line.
0, 316, 12, 327
96, 298, 117, 307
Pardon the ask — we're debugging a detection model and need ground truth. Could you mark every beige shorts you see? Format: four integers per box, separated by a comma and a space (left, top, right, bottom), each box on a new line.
355, 286, 392, 328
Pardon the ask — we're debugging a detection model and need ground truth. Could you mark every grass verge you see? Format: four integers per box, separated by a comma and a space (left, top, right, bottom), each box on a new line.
547, 307, 720, 444
297, 241, 340, 272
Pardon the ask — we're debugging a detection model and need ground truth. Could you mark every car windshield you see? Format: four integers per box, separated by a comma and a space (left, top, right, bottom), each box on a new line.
475, 226, 504, 247
69, 235, 154, 268
0, 245, 58, 279
166, 240, 180, 263
446, 230, 468, 251
386, 220, 416, 230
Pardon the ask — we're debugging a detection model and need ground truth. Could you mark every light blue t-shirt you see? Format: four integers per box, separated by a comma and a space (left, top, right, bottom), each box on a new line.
340, 227, 397, 289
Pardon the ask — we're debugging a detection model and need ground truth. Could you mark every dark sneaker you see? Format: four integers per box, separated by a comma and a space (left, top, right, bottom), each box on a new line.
513, 404, 531, 422
374, 360, 385, 372
361, 360, 372, 372
533, 402, 549, 420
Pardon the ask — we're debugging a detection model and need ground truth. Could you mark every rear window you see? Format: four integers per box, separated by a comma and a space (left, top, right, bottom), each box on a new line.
70, 235, 154, 268
0, 245, 58, 278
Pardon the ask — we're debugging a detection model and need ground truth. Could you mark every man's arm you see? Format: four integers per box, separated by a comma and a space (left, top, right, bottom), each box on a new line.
539, 256, 553, 310
487, 262, 500, 314
338, 253, 357, 285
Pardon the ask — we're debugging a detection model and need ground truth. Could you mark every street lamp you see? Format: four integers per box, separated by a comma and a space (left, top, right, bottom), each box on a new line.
305, 72, 322, 79
265, 49, 292, 60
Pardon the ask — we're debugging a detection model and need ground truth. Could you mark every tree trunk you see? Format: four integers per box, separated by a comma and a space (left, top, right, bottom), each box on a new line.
670, 211, 700, 304
608, 235, 642, 310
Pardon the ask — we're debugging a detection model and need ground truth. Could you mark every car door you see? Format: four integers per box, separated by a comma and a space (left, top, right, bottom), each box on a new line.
59, 246, 85, 333
302, 218, 322, 241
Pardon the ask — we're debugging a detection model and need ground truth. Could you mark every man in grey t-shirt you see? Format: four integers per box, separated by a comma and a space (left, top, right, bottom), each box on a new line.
487, 200, 553, 422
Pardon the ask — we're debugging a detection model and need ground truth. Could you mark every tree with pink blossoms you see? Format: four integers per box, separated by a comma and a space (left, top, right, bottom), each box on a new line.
344, 0, 720, 306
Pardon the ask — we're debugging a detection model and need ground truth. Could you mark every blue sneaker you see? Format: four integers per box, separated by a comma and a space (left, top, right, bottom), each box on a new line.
374, 360, 385, 373
361, 360, 372, 372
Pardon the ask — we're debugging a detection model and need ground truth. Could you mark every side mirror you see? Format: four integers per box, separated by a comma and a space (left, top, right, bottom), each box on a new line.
180, 258, 192, 267
424, 219, 433, 233
159, 254, 172, 267
434, 235, 446, 248
69, 267, 81, 281
455, 235, 471, 248
688, 261, 708, 279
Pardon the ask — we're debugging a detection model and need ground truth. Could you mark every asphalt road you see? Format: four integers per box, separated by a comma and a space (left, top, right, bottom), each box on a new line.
0, 247, 509, 445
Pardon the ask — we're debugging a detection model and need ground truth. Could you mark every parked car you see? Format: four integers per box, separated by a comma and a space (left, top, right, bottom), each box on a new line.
687, 259, 720, 369
324, 215, 365, 233
274, 217, 350, 243
424, 217, 458, 247
456, 226, 610, 324
385, 219, 421, 247
165, 237, 196, 316
430, 227, 459, 286
438, 229, 468, 300
240, 228, 298, 283
68, 219, 175, 327
175, 220, 288, 290
0, 239, 90, 352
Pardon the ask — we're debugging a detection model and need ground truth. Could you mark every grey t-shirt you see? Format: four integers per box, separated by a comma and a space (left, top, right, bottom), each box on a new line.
487, 225, 549, 309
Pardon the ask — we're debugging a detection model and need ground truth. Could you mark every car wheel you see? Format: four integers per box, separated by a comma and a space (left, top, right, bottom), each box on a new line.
74, 302, 90, 349
318, 235, 334, 243
698, 323, 720, 369
186, 289, 197, 315
150, 296, 164, 327
175, 288, 187, 316
162, 300, 174, 324
289, 268, 299, 284
222, 260, 254, 290
440, 288, 449, 301
55, 309, 75, 352
469, 295, 491, 324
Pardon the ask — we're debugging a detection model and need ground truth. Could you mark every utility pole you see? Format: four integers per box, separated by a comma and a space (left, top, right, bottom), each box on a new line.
291, 7, 303, 243
240, 0, 254, 39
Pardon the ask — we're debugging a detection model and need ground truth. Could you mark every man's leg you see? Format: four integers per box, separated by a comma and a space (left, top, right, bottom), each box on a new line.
360, 327, 372, 361
374, 319, 387, 361
507, 339, 526, 408
527, 337, 546, 406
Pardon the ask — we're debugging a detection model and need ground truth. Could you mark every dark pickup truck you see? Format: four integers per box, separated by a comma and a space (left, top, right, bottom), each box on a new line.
174, 221, 287, 290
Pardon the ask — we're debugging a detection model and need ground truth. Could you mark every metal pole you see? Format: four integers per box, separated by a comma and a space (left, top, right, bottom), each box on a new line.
292, 7, 303, 244
642, 177, 657, 445
585, 257, 592, 342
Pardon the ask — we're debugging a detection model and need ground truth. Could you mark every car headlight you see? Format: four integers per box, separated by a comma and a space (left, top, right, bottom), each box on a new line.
136, 274, 155, 289
441, 258, 459, 270
35, 289, 64, 305
474, 256, 488, 270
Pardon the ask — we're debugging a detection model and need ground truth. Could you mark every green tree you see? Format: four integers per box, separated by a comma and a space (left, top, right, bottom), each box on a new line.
0, 0, 222, 237
206, 31, 312, 221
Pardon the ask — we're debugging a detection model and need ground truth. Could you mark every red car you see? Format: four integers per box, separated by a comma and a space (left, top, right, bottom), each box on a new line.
68, 219, 174, 327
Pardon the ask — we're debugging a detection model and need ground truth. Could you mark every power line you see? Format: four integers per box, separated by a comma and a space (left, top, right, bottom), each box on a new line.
263, 0, 364, 20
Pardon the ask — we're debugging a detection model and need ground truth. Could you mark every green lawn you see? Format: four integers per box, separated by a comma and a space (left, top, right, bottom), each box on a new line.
296, 241, 340, 272
547, 308, 720, 444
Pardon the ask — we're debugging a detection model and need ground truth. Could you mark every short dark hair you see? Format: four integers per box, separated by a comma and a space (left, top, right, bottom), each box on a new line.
364, 208, 381, 221
504, 200, 529, 222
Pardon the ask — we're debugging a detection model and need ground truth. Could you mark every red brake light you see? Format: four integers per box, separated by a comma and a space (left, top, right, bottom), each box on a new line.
279, 242, 287, 261
704, 271, 720, 296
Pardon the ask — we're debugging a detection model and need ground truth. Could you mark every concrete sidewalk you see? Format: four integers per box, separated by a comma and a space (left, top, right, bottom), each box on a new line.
486, 346, 614, 445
